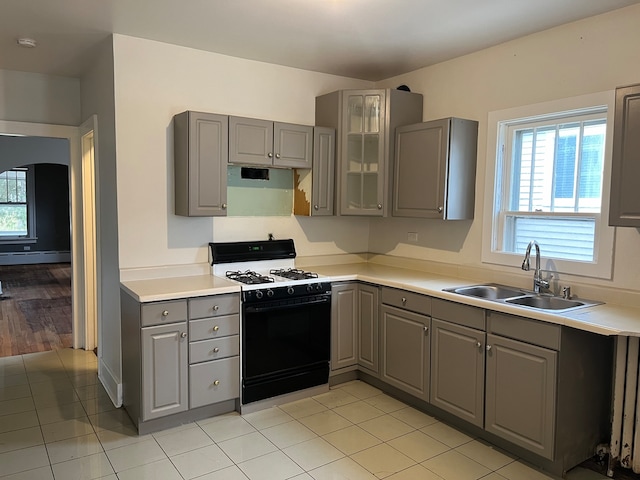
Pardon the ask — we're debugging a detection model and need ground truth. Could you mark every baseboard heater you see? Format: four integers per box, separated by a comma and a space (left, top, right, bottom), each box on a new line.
609, 336, 640, 475
0, 250, 71, 265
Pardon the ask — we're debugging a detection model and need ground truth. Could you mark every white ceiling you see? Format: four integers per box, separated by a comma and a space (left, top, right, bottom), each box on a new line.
1, 0, 639, 81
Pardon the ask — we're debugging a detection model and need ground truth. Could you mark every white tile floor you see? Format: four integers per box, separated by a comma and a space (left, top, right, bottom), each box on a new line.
0, 349, 609, 480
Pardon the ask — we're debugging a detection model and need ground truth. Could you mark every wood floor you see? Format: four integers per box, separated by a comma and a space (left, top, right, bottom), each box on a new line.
0, 262, 72, 357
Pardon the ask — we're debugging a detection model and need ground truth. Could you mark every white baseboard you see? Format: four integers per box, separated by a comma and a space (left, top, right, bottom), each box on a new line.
98, 357, 122, 408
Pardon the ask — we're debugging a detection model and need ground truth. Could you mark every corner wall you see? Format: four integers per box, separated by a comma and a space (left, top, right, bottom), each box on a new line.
111, 35, 373, 274
80, 38, 122, 404
373, 3, 640, 292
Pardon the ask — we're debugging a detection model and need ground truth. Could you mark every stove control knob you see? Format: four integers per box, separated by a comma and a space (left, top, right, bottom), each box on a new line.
267, 289, 274, 297
316, 284, 323, 291
255, 291, 264, 299
287, 286, 295, 295
306, 284, 314, 293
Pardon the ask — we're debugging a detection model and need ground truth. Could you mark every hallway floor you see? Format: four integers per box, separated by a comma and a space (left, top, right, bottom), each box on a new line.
0, 263, 72, 357
0, 348, 612, 480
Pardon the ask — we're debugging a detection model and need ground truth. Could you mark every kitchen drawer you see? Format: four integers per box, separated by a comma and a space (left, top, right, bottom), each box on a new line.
189, 293, 240, 320
189, 314, 239, 341
141, 300, 188, 327
381, 287, 431, 315
488, 311, 560, 350
190, 335, 239, 364
432, 298, 485, 331
189, 356, 240, 409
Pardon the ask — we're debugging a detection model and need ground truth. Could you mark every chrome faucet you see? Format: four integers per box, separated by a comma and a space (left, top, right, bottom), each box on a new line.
521, 240, 549, 294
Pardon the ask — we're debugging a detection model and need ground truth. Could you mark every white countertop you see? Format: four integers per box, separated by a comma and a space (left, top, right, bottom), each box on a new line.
121, 262, 640, 337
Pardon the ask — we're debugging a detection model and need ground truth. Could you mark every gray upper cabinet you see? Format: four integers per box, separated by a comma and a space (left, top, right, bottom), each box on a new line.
316, 89, 423, 217
393, 118, 478, 219
609, 83, 640, 226
229, 116, 313, 168
294, 127, 335, 216
174, 111, 228, 217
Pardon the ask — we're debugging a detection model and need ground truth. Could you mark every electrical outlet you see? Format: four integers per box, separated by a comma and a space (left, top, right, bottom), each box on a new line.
408, 232, 418, 242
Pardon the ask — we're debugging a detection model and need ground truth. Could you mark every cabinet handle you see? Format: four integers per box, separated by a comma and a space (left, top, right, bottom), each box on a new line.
423, 326, 429, 334
476, 341, 482, 349
438, 206, 443, 213
162, 310, 169, 317
401, 297, 407, 304
268, 152, 273, 158
213, 305, 219, 311
275, 153, 281, 159
314, 205, 319, 210
486, 344, 492, 351
222, 203, 227, 209
213, 347, 220, 353
213, 325, 220, 332
180, 332, 187, 338
213, 380, 220, 386
377, 204, 382, 210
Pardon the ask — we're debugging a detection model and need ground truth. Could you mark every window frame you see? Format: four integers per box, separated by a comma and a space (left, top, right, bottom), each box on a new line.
0, 165, 37, 244
481, 91, 616, 279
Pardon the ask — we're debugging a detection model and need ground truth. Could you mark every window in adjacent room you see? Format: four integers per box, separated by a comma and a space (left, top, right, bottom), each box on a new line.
482, 92, 615, 279
0, 167, 36, 241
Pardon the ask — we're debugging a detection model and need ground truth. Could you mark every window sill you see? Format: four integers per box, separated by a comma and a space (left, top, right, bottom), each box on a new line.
0, 237, 38, 245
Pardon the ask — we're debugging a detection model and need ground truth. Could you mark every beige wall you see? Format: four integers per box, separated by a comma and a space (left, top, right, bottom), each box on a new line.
373, 3, 640, 292
0, 69, 80, 125
80, 38, 122, 402
112, 35, 372, 274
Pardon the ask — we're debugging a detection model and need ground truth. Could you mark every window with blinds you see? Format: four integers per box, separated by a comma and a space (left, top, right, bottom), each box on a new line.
498, 109, 607, 262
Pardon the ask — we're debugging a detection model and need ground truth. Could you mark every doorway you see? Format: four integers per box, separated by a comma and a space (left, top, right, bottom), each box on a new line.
0, 119, 98, 356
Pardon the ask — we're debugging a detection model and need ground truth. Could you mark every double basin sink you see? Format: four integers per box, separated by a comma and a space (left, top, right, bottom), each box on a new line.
444, 284, 602, 313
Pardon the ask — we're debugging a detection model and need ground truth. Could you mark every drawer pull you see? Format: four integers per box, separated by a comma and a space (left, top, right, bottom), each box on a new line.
162, 310, 169, 317
180, 332, 187, 338
213, 380, 220, 386
213, 305, 219, 311
401, 297, 407, 304
213, 325, 220, 332
213, 347, 220, 353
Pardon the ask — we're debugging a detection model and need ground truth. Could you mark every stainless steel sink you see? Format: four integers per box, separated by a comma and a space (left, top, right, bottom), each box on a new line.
444, 283, 602, 312
505, 295, 587, 311
444, 284, 529, 300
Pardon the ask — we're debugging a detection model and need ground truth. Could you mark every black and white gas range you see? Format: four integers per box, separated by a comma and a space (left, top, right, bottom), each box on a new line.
209, 239, 331, 405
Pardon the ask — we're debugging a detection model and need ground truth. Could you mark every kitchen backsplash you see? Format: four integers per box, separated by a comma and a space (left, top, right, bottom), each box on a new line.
227, 166, 293, 216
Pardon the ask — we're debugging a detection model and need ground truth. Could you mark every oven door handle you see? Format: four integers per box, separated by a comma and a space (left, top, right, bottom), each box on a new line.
244, 297, 330, 314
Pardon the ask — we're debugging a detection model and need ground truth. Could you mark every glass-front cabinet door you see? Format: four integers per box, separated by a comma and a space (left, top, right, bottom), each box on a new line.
341, 90, 386, 215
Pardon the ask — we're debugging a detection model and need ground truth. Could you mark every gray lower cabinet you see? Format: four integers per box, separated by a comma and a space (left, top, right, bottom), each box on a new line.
141, 322, 188, 421
430, 318, 485, 428
357, 283, 379, 374
121, 289, 240, 433
331, 282, 380, 375
294, 126, 336, 216
393, 118, 478, 219
229, 116, 313, 168
380, 288, 431, 401
609, 83, 640, 226
331, 282, 358, 372
174, 111, 228, 217
188, 294, 240, 409
485, 333, 556, 459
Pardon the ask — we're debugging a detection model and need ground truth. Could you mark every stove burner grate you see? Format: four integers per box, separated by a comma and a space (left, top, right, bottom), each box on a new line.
226, 270, 275, 285
270, 268, 319, 281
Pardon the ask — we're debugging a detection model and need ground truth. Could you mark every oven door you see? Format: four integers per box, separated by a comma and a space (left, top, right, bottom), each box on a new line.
242, 293, 330, 404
